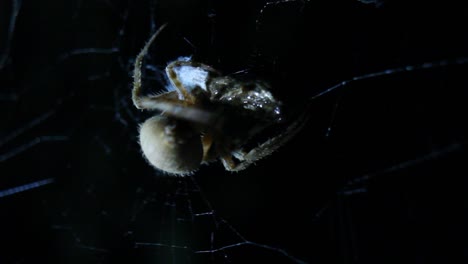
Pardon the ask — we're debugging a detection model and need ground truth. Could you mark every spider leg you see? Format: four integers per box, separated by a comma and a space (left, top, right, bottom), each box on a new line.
221, 155, 242, 171
201, 133, 215, 161
221, 110, 310, 171
133, 89, 178, 109
132, 23, 168, 109
135, 92, 218, 125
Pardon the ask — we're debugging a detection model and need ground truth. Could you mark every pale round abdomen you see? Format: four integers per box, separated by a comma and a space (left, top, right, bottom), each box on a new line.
139, 115, 203, 175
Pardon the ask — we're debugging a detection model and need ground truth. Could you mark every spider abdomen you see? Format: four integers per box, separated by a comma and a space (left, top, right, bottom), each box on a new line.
139, 115, 203, 175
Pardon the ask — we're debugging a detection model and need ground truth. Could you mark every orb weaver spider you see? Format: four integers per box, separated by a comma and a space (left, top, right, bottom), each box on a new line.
132, 23, 308, 175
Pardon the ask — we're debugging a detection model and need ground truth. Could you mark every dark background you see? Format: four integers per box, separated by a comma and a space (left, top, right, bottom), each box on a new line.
1, 0, 467, 263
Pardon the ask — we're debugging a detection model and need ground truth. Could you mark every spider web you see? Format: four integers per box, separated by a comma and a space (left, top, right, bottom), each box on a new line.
1, 0, 467, 263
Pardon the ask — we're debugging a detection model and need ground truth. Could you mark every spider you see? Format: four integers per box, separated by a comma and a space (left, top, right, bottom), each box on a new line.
132, 23, 308, 175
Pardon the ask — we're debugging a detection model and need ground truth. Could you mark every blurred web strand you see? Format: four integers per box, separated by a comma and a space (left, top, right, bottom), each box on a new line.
310, 57, 468, 101
0, 0, 22, 70
135, 242, 189, 250
76, 244, 109, 253
0, 135, 68, 162
341, 143, 463, 195
256, 0, 309, 31
0, 110, 55, 148
169, 184, 177, 262
120, 92, 140, 123
0, 177, 54, 198
0, 92, 72, 148
189, 176, 218, 228
324, 94, 342, 137
175, 179, 194, 222
114, 89, 128, 127
149, 0, 158, 34
87, 71, 111, 81
56, 47, 119, 63
50, 224, 109, 254
94, 135, 111, 155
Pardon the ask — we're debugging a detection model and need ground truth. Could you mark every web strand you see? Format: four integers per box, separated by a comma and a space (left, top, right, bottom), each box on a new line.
310, 57, 468, 101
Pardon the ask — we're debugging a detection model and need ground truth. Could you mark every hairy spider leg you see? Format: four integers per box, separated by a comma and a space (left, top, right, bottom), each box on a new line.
132, 23, 168, 109
220, 107, 310, 171
136, 91, 218, 126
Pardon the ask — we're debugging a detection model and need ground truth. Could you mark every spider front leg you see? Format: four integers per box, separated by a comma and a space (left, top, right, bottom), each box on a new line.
133, 90, 217, 126
132, 23, 168, 110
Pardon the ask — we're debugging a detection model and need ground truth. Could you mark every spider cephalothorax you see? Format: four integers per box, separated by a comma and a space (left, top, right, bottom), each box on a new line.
132, 24, 307, 175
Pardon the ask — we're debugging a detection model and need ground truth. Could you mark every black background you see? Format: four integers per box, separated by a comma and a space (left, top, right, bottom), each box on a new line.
1, 0, 467, 263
